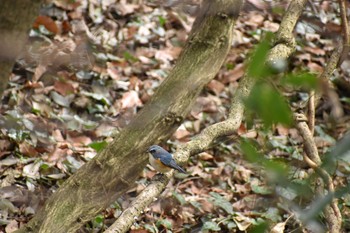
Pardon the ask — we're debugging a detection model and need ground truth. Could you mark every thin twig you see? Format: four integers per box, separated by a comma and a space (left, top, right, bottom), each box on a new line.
295, 113, 342, 232
308, 91, 315, 135
338, 0, 350, 64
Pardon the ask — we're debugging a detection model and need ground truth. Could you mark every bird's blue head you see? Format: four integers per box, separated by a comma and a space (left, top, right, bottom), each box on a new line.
147, 145, 162, 154
147, 145, 169, 159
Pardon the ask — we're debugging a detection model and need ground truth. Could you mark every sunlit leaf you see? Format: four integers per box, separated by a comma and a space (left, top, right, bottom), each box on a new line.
158, 16, 166, 27
88, 141, 108, 152
123, 51, 139, 63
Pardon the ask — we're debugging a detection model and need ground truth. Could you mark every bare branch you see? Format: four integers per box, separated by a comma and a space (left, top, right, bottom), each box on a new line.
295, 113, 342, 232
338, 0, 350, 64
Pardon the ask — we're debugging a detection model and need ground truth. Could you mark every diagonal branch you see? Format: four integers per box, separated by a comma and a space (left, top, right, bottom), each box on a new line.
338, 0, 350, 64
104, 1, 308, 232
295, 5, 348, 227
16, 0, 244, 232
295, 113, 342, 232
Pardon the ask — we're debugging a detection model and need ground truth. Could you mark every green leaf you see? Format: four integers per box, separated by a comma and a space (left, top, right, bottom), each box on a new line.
248, 221, 268, 233
202, 221, 221, 231
283, 72, 319, 90
123, 51, 139, 63
209, 192, 234, 214
40, 163, 50, 170
226, 221, 237, 229
94, 215, 104, 224
262, 207, 281, 222
240, 140, 264, 164
190, 201, 202, 210
158, 16, 166, 27
156, 218, 172, 229
247, 33, 273, 78
251, 184, 272, 195
172, 191, 186, 205
263, 160, 288, 177
88, 141, 108, 152
226, 63, 235, 70
144, 224, 158, 233
245, 82, 293, 127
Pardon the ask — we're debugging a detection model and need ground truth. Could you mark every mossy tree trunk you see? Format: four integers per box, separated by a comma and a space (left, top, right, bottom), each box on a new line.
0, 0, 42, 97
15, 0, 244, 232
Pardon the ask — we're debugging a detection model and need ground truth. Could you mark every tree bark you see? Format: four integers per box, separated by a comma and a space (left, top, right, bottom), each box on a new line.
104, 0, 308, 232
0, 0, 42, 98
16, 0, 244, 232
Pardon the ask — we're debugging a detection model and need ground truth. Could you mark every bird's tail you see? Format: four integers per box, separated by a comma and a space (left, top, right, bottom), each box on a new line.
175, 165, 186, 173
170, 161, 186, 173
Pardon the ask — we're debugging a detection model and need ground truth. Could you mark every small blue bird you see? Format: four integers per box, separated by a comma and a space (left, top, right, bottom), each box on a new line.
147, 145, 186, 173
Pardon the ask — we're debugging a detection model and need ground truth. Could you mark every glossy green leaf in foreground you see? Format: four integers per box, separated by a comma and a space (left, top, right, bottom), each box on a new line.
283, 72, 319, 90
247, 33, 273, 79
240, 140, 263, 164
245, 82, 293, 127
240, 140, 289, 182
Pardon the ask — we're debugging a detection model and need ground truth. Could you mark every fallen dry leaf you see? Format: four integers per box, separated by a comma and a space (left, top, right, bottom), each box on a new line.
121, 90, 143, 110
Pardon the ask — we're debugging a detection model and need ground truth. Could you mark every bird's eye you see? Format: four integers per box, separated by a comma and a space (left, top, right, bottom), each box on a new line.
149, 149, 156, 153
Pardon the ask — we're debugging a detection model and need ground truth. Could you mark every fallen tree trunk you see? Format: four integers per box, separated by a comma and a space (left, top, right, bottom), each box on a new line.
16, 0, 244, 232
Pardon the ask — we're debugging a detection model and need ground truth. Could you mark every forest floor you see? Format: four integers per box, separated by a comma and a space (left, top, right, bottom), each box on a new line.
1, 1, 350, 232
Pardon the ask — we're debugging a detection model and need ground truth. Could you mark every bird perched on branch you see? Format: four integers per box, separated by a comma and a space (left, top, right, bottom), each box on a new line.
147, 145, 186, 174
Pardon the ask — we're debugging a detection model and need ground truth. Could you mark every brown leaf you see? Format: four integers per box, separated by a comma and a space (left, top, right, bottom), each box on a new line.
307, 62, 323, 73
67, 134, 92, 146
263, 21, 279, 32
54, 80, 75, 96
19, 142, 38, 157
304, 46, 326, 56
276, 124, 289, 136
33, 64, 47, 82
52, 129, 65, 142
130, 230, 148, 233
121, 91, 143, 110
48, 147, 70, 163
245, 13, 265, 27
173, 125, 191, 140
5, 220, 18, 233
228, 63, 245, 83
0, 140, 11, 151
198, 152, 214, 161
246, 0, 269, 10
33, 15, 59, 34
113, 3, 139, 16
207, 80, 225, 96
198, 198, 214, 212
107, 62, 120, 80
